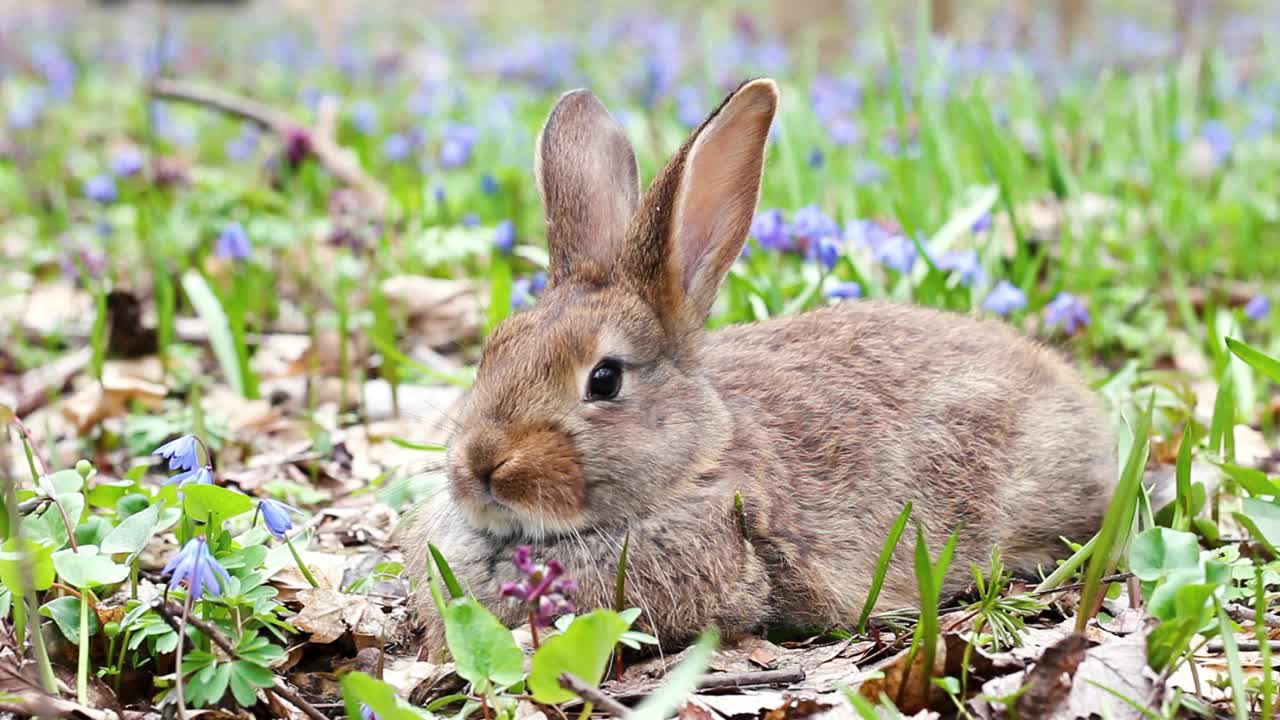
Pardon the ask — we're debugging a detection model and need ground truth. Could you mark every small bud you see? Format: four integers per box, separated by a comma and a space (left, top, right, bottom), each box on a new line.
104, 621, 121, 638
76, 459, 94, 479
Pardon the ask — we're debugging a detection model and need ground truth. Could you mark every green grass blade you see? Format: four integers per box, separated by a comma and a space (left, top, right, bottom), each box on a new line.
1215, 602, 1249, 720
857, 502, 912, 634
1225, 337, 1280, 384
429, 543, 465, 600
1173, 425, 1193, 531
181, 270, 244, 396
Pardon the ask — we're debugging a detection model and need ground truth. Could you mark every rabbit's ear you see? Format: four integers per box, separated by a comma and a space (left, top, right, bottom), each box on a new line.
626, 79, 778, 329
535, 89, 640, 287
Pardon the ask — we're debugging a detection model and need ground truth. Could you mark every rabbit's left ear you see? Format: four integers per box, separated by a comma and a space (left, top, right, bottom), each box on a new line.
624, 79, 778, 330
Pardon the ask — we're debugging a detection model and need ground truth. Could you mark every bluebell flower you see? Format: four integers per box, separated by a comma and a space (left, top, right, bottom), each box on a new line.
382, 133, 411, 161
162, 537, 229, 601
84, 175, 117, 204
808, 148, 825, 169
110, 148, 144, 178
153, 435, 200, 471
873, 234, 917, 274
982, 280, 1027, 316
512, 277, 535, 310
257, 498, 300, 539
1199, 120, 1233, 164
1244, 295, 1271, 321
1044, 292, 1090, 333
971, 212, 993, 234
811, 236, 841, 271
854, 161, 885, 186
439, 125, 479, 169
934, 249, 986, 287
751, 209, 791, 251
360, 705, 379, 720
166, 465, 214, 487
350, 100, 378, 135
790, 205, 838, 243
825, 117, 861, 146
216, 222, 251, 261
675, 85, 704, 128
481, 173, 499, 195
7, 87, 47, 129
826, 281, 862, 300
224, 125, 259, 162
529, 272, 548, 294
433, 186, 446, 204
461, 213, 480, 227
494, 220, 516, 253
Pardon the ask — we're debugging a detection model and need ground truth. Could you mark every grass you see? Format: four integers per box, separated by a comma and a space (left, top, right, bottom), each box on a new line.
1, 1, 1279, 717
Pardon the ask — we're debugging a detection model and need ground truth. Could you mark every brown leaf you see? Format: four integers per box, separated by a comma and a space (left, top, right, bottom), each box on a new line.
856, 642, 947, 713
61, 364, 167, 433
761, 697, 835, 720
291, 588, 372, 643
676, 701, 716, 720
380, 275, 485, 348
1012, 633, 1089, 717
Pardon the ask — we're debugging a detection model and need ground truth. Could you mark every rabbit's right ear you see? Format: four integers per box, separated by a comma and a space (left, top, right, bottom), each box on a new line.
535, 89, 640, 287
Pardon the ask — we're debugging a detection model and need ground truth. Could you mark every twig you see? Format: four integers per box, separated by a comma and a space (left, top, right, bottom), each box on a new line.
1205, 639, 1280, 653
147, 78, 388, 216
696, 668, 806, 689
152, 600, 328, 720
1225, 602, 1280, 628
558, 673, 631, 719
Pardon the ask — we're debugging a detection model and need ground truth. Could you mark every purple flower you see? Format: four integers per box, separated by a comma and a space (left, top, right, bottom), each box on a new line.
751, 209, 790, 251
1244, 295, 1271, 321
982, 280, 1027, 316
439, 125, 479, 169
162, 537, 229, 601
500, 545, 575, 627
873, 234, 917, 274
494, 220, 516, 253
166, 465, 214, 487
675, 85, 704, 128
225, 126, 260, 162
824, 117, 861, 146
826, 281, 862, 300
971, 212, 993, 234
360, 705, 378, 720
382, 133, 411, 161
481, 174, 499, 195
350, 100, 378, 135
84, 175, 117, 204
216, 222, 251, 261
808, 148, 825, 169
790, 205, 838, 243
1044, 292, 1090, 334
854, 161, 885, 185
934, 249, 986, 287
512, 272, 547, 310
153, 435, 200, 471
257, 498, 300, 539
110, 148, 144, 178
462, 213, 480, 228
284, 127, 313, 168
1199, 120, 1233, 164
811, 236, 841, 271
7, 88, 46, 129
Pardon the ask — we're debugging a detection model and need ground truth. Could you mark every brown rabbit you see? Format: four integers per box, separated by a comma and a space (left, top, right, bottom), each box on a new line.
396, 78, 1116, 655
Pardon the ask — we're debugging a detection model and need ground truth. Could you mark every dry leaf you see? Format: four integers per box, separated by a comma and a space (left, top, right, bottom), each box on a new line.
61, 368, 167, 433
291, 588, 373, 644
380, 275, 484, 348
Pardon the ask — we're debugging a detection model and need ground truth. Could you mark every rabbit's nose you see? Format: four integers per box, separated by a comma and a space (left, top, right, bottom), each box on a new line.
472, 456, 510, 496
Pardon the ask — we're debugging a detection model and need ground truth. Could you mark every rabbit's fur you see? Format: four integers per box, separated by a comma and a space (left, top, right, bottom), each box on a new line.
395, 79, 1116, 655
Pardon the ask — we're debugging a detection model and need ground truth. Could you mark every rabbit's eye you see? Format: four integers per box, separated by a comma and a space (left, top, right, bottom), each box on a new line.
586, 359, 623, 401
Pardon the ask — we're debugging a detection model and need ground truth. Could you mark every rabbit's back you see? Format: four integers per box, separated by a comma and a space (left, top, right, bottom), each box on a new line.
704, 300, 1116, 624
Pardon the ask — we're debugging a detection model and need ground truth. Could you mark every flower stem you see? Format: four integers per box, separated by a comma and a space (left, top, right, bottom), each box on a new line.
78, 588, 90, 704
285, 535, 320, 588
528, 610, 540, 649
577, 701, 593, 720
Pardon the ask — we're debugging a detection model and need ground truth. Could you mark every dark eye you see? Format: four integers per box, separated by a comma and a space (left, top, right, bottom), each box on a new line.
586, 359, 623, 401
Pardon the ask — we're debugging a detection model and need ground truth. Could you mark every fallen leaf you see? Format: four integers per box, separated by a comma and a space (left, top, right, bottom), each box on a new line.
61, 368, 167, 433
1012, 633, 1089, 718
380, 275, 484, 348
291, 588, 373, 644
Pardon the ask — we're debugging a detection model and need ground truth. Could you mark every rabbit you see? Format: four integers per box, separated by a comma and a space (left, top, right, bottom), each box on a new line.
395, 78, 1117, 656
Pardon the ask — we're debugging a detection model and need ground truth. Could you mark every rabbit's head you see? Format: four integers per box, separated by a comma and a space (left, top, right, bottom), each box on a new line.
446, 79, 779, 538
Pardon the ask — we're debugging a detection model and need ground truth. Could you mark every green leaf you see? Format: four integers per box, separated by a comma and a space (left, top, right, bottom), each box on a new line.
430, 543, 465, 600
442, 596, 525, 690
44, 469, 84, 495
529, 609, 629, 704
1233, 498, 1280, 556
40, 596, 99, 644
52, 546, 130, 588
22, 493, 85, 550
74, 515, 112, 547
1225, 337, 1280, 384
341, 671, 433, 720
182, 270, 244, 395
182, 484, 254, 521
857, 502, 912, 634
1129, 528, 1201, 582
100, 502, 162, 555
1215, 604, 1249, 720
1215, 463, 1280, 498
0, 538, 55, 592
631, 630, 718, 720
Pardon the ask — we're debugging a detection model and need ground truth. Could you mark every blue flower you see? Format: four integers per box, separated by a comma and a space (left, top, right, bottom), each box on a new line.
494, 220, 516, 253
811, 236, 841, 271
1244, 295, 1271, 321
790, 205, 838, 243
224, 125, 259, 162
461, 213, 480, 228
84, 175, 117, 204
824, 117, 861, 146
216, 222, 251, 261
360, 705, 379, 720
873, 234, 917, 274
512, 272, 548, 311
7, 87, 46, 129
934, 249, 986, 287
982, 280, 1027, 316
439, 125, 479, 169
166, 465, 214, 487
808, 148, 825, 169
826, 281, 862, 300
675, 85, 704, 128
1044, 292, 1090, 334
350, 100, 378, 135
382, 133, 411, 161
529, 272, 548, 294
162, 537, 229, 601
257, 498, 300, 539
153, 435, 200, 471
110, 148, 144, 178
971, 212, 993, 234
751, 209, 791, 251
481, 174, 499, 195
1199, 120, 1233, 164
854, 161, 885, 185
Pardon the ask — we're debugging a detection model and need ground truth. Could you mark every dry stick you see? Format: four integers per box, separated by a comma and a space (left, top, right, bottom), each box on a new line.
558, 673, 631, 719
151, 601, 327, 720
1225, 602, 1280, 628
696, 668, 805, 690
147, 78, 388, 216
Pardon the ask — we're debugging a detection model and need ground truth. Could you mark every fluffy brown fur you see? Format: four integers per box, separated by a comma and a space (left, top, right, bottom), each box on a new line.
394, 79, 1117, 656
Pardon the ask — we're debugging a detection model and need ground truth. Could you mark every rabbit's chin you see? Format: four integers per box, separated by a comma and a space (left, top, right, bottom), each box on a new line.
455, 494, 589, 541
